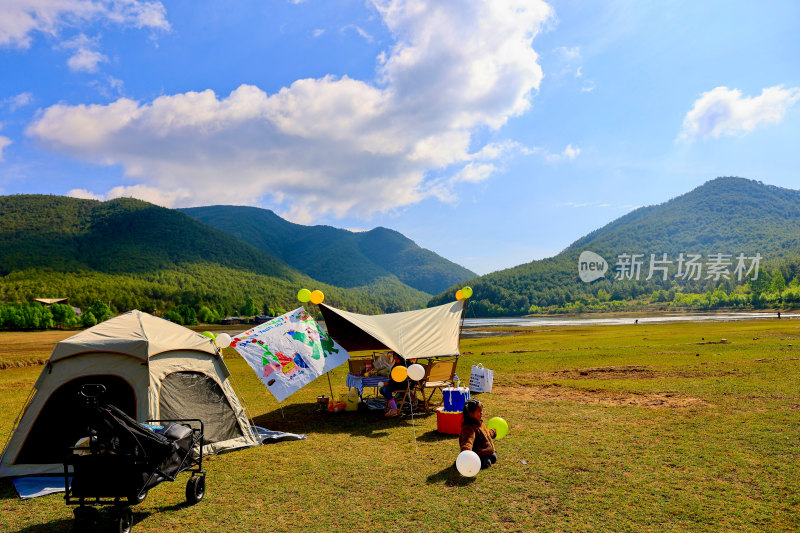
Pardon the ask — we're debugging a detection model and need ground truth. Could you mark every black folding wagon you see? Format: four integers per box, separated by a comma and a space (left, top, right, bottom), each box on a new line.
64, 384, 206, 532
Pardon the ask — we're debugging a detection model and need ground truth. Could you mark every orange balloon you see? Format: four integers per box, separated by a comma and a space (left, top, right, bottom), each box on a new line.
455, 289, 464, 300
310, 290, 324, 305
391, 365, 408, 382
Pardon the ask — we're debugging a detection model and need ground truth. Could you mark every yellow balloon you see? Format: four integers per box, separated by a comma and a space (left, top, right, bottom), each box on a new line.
310, 290, 325, 305
297, 288, 311, 302
455, 289, 464, 300
391, 365, 408, 382
462, 286, 473, 299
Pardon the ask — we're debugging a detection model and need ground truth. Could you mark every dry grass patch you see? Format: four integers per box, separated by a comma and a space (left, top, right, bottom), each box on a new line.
0, 330, 74, 368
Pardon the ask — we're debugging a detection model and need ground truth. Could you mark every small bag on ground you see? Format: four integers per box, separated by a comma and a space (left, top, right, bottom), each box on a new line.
469, 363, 494, 393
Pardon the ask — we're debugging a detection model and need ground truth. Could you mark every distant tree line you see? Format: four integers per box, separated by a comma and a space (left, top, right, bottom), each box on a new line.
0, 301, 113, 330
0, 263, 430, 331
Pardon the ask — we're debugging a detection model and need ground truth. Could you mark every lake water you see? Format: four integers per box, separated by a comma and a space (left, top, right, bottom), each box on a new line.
463, 312, 796, 329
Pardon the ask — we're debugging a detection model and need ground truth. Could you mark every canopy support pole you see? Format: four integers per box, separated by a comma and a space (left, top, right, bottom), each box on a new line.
407, 380, 419, 455
326, 371, 334, 399
457, 297, 469, 348
316, 302, 336, 400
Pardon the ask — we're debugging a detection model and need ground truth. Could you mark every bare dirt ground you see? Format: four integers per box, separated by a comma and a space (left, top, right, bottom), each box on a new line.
495, 382, 711, 408
494, 365, 714, 408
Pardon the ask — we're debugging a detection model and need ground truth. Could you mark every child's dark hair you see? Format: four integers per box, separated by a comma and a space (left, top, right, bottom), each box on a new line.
463, 398, 482, 418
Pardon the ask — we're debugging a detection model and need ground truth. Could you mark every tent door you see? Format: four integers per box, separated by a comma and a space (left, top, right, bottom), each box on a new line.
15, 375, 136, 465
158, 371, 244, 444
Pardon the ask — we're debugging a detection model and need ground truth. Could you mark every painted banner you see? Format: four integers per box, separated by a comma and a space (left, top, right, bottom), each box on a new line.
231, 307, 349, 402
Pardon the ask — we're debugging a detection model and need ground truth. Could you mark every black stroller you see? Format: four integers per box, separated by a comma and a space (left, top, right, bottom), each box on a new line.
64, 384, 206, 532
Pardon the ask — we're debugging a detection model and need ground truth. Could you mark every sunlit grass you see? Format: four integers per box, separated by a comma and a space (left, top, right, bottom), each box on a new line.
1, 319, 799, 531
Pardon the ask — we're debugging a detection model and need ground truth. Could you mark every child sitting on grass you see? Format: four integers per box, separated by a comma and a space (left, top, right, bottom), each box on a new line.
459, 398, 498, 469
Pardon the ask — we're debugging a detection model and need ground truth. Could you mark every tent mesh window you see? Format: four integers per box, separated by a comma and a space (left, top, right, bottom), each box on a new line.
159, 371, 243, 444
16, 375, 136, 465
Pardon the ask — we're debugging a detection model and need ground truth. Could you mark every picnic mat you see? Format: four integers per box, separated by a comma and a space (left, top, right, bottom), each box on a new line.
11, 476, 70, 500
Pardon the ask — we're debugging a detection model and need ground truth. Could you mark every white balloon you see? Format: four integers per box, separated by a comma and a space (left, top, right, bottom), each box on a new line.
407, 363, 425, 381
215, 333, 231, 349
456, 450, 481, 477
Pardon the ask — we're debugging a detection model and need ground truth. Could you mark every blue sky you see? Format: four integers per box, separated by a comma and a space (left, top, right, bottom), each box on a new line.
1, 0, 799, 275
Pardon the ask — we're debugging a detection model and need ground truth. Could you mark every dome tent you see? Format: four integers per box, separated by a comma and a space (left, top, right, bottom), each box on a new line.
0, 310, 259, 478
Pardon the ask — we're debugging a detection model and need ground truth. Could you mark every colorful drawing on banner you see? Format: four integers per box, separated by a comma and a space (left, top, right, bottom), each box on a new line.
232, 307, 350, 402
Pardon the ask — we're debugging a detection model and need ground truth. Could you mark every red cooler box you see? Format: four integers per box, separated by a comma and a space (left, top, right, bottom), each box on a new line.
436, 407, 463, 434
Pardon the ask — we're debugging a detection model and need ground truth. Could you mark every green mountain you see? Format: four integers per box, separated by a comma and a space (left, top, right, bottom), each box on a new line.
181, 205, 477, 294
429, 177, 800, 315
0, 195, 429, 314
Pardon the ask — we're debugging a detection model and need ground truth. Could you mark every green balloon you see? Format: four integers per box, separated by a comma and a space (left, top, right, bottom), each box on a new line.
297, 288, 312, 303
201, 331, 216, 340
487, 417, 508, 439
462, 286, 473, 299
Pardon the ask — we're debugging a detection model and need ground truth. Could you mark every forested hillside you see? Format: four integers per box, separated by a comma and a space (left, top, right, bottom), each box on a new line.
0, 195, 430, 321
181, 205, 476, 294
430, 178, 800, 315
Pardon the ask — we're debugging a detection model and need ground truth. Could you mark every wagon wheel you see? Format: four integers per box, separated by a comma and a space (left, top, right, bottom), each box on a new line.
127, 489, 148, 505
185, 475, 205, 505
112, 506, 133, 533
72, 506, 100, 532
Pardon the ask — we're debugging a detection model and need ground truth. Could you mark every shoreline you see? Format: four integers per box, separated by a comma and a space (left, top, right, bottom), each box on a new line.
522, 308, 786, 319
462, 310, 794, 332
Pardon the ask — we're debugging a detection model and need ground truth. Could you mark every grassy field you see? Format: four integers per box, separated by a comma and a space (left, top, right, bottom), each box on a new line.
1, 319, 799, 532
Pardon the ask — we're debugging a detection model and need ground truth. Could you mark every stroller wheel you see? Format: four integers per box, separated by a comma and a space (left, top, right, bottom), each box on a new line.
112, 506, 133, 533
73, 506, 100, 532
185, 475, 206, 505
127, 489, 148, 505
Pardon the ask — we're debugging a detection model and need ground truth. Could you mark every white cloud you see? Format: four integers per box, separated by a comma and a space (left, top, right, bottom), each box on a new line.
562, 144, 580, 159
554, 45, 580, 61
470, 140, 525, 160
107, 0, 168, 29
312, 28, 324, 38
341, 24, 373, 42
680, 85, 800, 141
3, 92, 33, 110
63, 34, 108, 71
552, 45, 583, 78
69, 184, 193, 205
559, 201, 610, 208
0, 0, 169, 48
0, 135, 11, 161
86, 75, 125, 98
454, 162, 497, 183
68, 48, 107, 71
550, 44, 596, 93
27, 0, 553, 222
66, 188, 103, 200
545, 144, 580, 162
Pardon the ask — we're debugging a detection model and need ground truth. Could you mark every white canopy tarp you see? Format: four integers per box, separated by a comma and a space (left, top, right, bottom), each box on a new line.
319, 300, 464, 360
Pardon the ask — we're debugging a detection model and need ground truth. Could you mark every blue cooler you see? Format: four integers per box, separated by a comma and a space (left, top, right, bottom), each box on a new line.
442, 387, 470, 412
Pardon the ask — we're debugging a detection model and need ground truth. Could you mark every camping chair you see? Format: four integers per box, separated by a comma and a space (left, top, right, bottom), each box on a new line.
421, 358, 458, 411
413, 358, 458, 412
